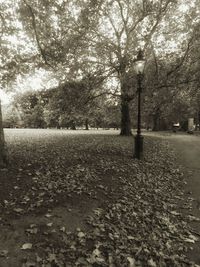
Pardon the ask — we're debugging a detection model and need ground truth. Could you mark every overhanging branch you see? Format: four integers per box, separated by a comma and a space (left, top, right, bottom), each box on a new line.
22, 0, 54, 69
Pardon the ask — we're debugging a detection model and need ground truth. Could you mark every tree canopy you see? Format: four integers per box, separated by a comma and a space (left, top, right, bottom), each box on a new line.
0, 0, 200, 133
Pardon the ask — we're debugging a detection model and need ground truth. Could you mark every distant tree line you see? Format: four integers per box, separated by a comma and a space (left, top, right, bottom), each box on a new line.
4, 80, 198, 131
3, 80, 121, 130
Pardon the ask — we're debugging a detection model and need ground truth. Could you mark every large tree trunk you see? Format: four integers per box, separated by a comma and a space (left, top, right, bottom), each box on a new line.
118, 65, 133, 136
0, 101, 8, 167
120, 98, 132, 136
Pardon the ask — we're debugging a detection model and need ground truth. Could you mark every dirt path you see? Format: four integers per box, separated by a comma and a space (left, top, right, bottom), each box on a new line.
147, 132, 200, 264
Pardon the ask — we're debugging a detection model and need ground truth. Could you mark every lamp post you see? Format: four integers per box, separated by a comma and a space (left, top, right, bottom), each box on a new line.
134, 49, 145, 160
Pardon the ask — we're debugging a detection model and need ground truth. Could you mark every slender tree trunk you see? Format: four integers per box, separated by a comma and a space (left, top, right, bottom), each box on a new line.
197, 110, 200, 130
120, 98, 132, 135
85, 118, 89, 130
152, 110, 160, 131
70, 120, 76, 130
0, 101, 8, 167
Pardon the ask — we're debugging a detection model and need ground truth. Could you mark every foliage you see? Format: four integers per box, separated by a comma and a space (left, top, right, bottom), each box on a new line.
10, 79, 120, 129
16, 0, 190, 135
0, 0, 200, 134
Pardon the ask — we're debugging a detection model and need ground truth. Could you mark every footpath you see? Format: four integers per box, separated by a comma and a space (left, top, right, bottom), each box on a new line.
149, 132, 200, 265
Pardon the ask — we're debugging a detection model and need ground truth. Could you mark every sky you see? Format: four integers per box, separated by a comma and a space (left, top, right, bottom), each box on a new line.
0, 90, 13, 105
14, 70, 58, 93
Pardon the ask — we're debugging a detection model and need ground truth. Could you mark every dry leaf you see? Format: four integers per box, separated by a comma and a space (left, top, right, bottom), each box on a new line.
21, 243, 32, 250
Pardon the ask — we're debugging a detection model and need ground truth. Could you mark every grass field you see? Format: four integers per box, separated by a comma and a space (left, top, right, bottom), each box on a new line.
0, 129, 196, 267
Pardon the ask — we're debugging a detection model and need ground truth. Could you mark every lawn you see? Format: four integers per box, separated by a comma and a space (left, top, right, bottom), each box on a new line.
0, 129, 197, 267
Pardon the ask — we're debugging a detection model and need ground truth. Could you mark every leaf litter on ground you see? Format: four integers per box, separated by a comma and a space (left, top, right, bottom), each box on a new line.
0, 129, 199, 266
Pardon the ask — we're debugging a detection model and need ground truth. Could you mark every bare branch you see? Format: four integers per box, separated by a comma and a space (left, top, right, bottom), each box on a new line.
155, 78, 198, 90
22, 0, 54, 69
149, 41, 159, 79
116, 0, 129, 35
167, 37, 194, 77
0, 12, 5, 37
125, 12, 148, 53
144, 0, 174, 51
84, 90, 121, 105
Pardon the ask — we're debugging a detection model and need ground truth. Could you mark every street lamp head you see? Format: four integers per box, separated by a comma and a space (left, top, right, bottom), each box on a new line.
135, 49, 145, 75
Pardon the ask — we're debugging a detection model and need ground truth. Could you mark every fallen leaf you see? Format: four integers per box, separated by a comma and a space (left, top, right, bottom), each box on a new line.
127, 256, 136, 267
60, 226, 66, 232
47, 253, 56, 262
0, 250, 8, 257
14, 208, 23, 213
21, 243, 32, 250
148, 258, 157, 267
77, 231, 85, 238
26, 228, 38, 234
45, 214, 52, 218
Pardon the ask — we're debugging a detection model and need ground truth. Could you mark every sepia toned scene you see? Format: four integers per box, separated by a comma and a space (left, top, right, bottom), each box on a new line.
0, 0, 200, 266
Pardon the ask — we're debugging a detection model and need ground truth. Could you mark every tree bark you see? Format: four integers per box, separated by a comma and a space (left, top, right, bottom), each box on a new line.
118, 65, 133, 136
0, 101, 8, 167
120, 98, 132, 135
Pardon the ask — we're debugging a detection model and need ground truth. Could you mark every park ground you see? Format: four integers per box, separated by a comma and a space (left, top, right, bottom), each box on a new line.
0, 129, 200, 266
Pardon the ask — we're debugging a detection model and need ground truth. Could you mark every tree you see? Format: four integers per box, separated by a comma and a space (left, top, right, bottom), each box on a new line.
2, 103, 21, 128
18, 0, 181, 135
140, 0, 200, 130
42, 77, 110, 129
0, 0, 20, 166
11, 75, 112, 130
0, 0, 43, 166
0, 0, 200, 167
12, 91, 46, 128
0, 100, 8, 166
